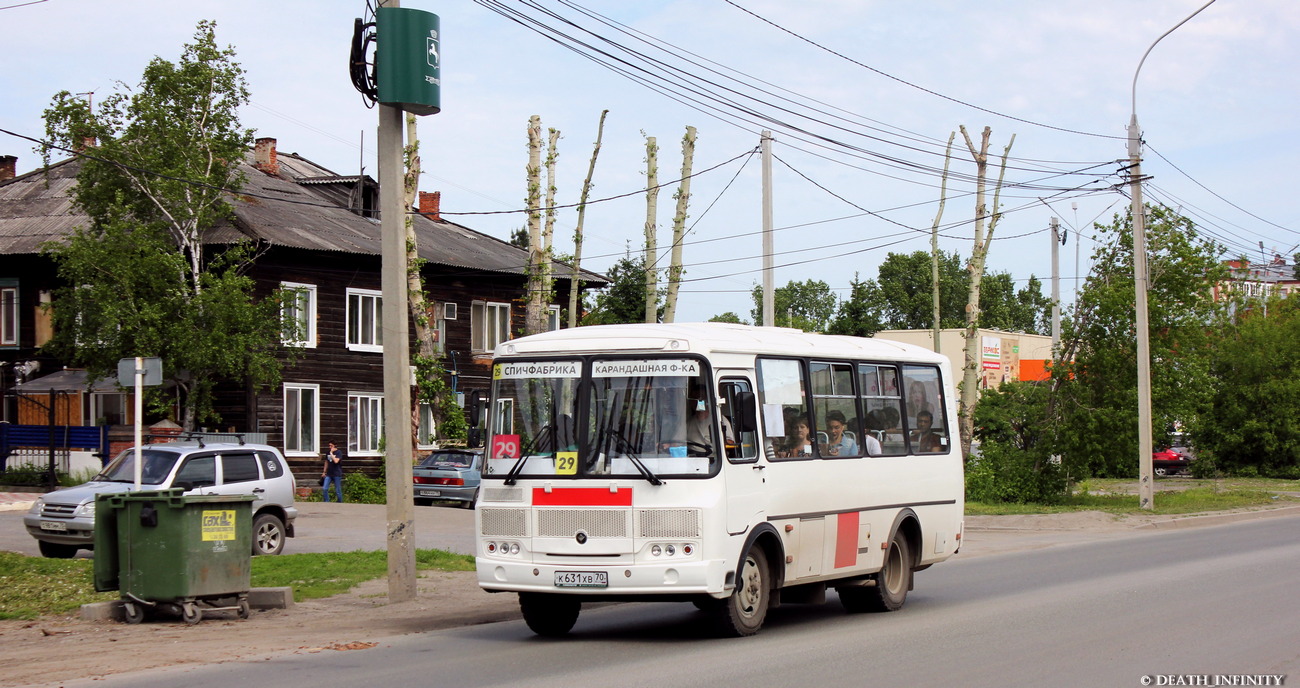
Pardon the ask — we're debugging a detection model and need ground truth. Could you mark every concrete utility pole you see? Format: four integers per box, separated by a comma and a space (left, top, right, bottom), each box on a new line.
1051, 217, 1061, 350
760, 130, 774, 327
377, 0, 417, 601
1129, 0, 1217, 511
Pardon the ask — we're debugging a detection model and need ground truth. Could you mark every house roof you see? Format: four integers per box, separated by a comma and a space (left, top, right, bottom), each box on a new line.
12, 368, 122, 393
0, 148, 607, 284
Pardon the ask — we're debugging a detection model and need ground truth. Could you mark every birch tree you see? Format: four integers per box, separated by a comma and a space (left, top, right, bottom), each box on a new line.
567, 110, 608, 328
957, 125, 1015, 457
663, 126, 697, 322
931, 132, 955, 352
524, 115, 548, 335
643, 135, 660, 323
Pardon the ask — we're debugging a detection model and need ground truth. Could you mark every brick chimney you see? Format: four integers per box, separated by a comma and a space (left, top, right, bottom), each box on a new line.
253, 137, 279, 176
0, 155, 16, 182
418, 191, 441, 221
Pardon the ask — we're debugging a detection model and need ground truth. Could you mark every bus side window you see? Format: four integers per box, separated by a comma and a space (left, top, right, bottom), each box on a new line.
719, 379, 758, 461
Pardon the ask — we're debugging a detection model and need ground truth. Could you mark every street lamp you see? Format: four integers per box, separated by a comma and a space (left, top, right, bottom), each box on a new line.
1128, 0, 1216, 510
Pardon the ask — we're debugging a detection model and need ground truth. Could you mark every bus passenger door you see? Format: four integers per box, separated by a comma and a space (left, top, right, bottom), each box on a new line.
719, 376, 767, 535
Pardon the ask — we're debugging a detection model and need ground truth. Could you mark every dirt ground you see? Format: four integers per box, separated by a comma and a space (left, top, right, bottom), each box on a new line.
4, 504, 1299, 688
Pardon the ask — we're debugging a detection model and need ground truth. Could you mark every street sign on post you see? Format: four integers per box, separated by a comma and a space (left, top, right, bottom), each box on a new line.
119, 357, 163, 490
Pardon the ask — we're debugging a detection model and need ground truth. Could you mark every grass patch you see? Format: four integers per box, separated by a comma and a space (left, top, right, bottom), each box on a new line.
0, 548, 476, 621
968, 477, 1299, 515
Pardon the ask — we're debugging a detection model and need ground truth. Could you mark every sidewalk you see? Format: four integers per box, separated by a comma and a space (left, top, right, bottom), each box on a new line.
0, 491, 41, 512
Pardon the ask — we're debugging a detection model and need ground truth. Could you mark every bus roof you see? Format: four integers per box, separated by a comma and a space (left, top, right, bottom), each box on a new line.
494, 322, 947, 365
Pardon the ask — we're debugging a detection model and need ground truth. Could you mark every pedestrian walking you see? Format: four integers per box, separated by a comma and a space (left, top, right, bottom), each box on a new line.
322, 441, 346, 503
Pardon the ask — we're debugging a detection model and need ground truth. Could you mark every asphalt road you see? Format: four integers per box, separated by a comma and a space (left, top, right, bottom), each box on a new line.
0, 501, 478, 558
51, 514, 1300, 688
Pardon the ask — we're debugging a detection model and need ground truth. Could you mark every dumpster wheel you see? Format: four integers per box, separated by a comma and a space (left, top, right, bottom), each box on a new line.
123, 602, 144, 625
181, 602, 201, 625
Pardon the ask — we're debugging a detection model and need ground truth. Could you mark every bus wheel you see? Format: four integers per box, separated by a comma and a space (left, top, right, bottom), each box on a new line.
850, 531, 912, 613
713, 545, 770, 636
519, 592, 580, 637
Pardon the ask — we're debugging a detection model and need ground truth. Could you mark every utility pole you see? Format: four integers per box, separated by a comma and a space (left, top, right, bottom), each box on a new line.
377, 0, 417, 601
761, 130, 774, 327
1128, 0, 1216, 511
1050, 217, 1061, 351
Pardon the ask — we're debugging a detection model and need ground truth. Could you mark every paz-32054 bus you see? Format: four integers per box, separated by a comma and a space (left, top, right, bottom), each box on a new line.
471, 322, 964, 636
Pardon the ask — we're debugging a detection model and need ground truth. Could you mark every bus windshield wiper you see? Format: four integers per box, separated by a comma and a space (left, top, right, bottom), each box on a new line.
504, 425, 553, 486
603, 429, 663, 486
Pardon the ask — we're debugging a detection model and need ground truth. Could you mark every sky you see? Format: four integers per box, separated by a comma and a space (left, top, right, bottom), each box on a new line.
3, 0, 1298, 324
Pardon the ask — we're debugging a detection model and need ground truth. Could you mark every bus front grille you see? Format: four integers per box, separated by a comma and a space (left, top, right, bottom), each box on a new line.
537, 509, 628, 538
480, 508, 528, 537
638, 509, 701, 538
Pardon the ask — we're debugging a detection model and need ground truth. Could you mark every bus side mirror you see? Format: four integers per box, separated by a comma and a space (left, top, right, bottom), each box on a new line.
465, 389, 484, 449
734, 391, 757, 433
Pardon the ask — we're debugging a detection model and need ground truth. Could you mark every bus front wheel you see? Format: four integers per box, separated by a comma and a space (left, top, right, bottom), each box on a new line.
519, 592, 581, 637
713, 545, 770, 637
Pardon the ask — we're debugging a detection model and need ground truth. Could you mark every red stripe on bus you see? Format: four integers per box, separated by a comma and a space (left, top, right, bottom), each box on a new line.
532, 487, 633, 506
834, 511, 859, 568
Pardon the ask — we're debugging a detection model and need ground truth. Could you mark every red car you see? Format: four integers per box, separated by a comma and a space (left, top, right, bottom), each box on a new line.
1152, 447, 1191, 476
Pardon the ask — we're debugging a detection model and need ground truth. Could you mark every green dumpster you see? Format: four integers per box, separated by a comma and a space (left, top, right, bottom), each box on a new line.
93, 489, 254, 624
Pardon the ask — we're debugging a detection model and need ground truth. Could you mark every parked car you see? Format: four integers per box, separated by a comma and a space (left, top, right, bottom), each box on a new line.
1153, 446, 1192, 476
24, 440, 298, 558
412, 449, 481, 508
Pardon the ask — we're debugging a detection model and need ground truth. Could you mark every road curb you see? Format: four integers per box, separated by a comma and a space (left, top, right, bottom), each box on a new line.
1134, 504, 1300, 530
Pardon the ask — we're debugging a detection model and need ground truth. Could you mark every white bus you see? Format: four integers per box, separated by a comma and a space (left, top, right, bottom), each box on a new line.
472, 322, 964, 636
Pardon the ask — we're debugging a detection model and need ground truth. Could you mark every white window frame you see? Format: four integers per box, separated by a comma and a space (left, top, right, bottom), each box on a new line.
547, 305, 561, 332
417, 402, 437, 449
347, 288, 384, 352
281, 282, 317, 348
0, 285, 18, 347
283, 383, 320, 456
88, 392, 127, 427
349, 392, 385, 456
471, 300, 510, 353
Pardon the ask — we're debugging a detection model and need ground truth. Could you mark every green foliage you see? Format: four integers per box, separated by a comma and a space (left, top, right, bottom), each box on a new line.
38, 21, 286, 429
749, 279, 837, 331
1194, 297, 1300, 478
708, 311, 748, 324
344, 469, 387, 504
826, 251, 1052, 336
0, 465, 60, 487
969, 381, 1068, 503
1052, 206, 1227, 478
584, 250, 662, 324
414, 353, 467, 442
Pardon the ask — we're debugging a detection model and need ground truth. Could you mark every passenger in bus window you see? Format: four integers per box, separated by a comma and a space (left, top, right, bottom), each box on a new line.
907, 381, 933, 427
821, 410, 859, 457
860, 422, 882, 456
776, 414, 813, 457
911, 410, 943, 453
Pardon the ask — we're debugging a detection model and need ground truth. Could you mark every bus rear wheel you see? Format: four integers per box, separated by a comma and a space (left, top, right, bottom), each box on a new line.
841, 531, 911, 613
519, 592, 581, 637
712, 545, 770, 637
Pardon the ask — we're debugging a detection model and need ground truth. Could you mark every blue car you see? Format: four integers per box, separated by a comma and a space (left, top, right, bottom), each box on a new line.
412, 449, 482, 508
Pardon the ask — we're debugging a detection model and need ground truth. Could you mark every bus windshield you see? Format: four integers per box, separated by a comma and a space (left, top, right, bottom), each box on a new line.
485, 357, 717, 480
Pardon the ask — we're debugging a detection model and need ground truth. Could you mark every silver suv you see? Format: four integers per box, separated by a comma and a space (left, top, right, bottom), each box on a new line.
23, 440, 298, 558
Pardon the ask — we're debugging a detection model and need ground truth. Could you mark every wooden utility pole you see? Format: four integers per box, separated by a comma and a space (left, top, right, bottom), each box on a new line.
643, 135, 659, 323
377, 0, 416, 603
567, 110, 608, 328
663, 126, 696, 323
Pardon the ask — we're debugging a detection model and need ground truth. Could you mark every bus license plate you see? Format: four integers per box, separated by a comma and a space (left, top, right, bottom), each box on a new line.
40, 520, 67, 532
418, 489, 441, 497
555, 571, 608, 588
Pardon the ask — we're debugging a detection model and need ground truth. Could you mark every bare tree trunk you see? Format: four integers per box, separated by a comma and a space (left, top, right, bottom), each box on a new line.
643, 135, 659, 324
542, 127, 559, 329
957, 125, 1015, 458
402, 114, 439, 450
931, 132, 955, 354
663, 126, 697, 323
525, 115, 547, 335
568, 110, 608, 328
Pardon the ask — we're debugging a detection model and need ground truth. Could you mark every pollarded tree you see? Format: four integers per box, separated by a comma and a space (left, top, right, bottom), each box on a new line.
39, 21, 289, 429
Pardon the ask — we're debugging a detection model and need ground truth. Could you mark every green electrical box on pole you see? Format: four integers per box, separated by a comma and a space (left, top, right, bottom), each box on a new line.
376, 7, 441, 116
